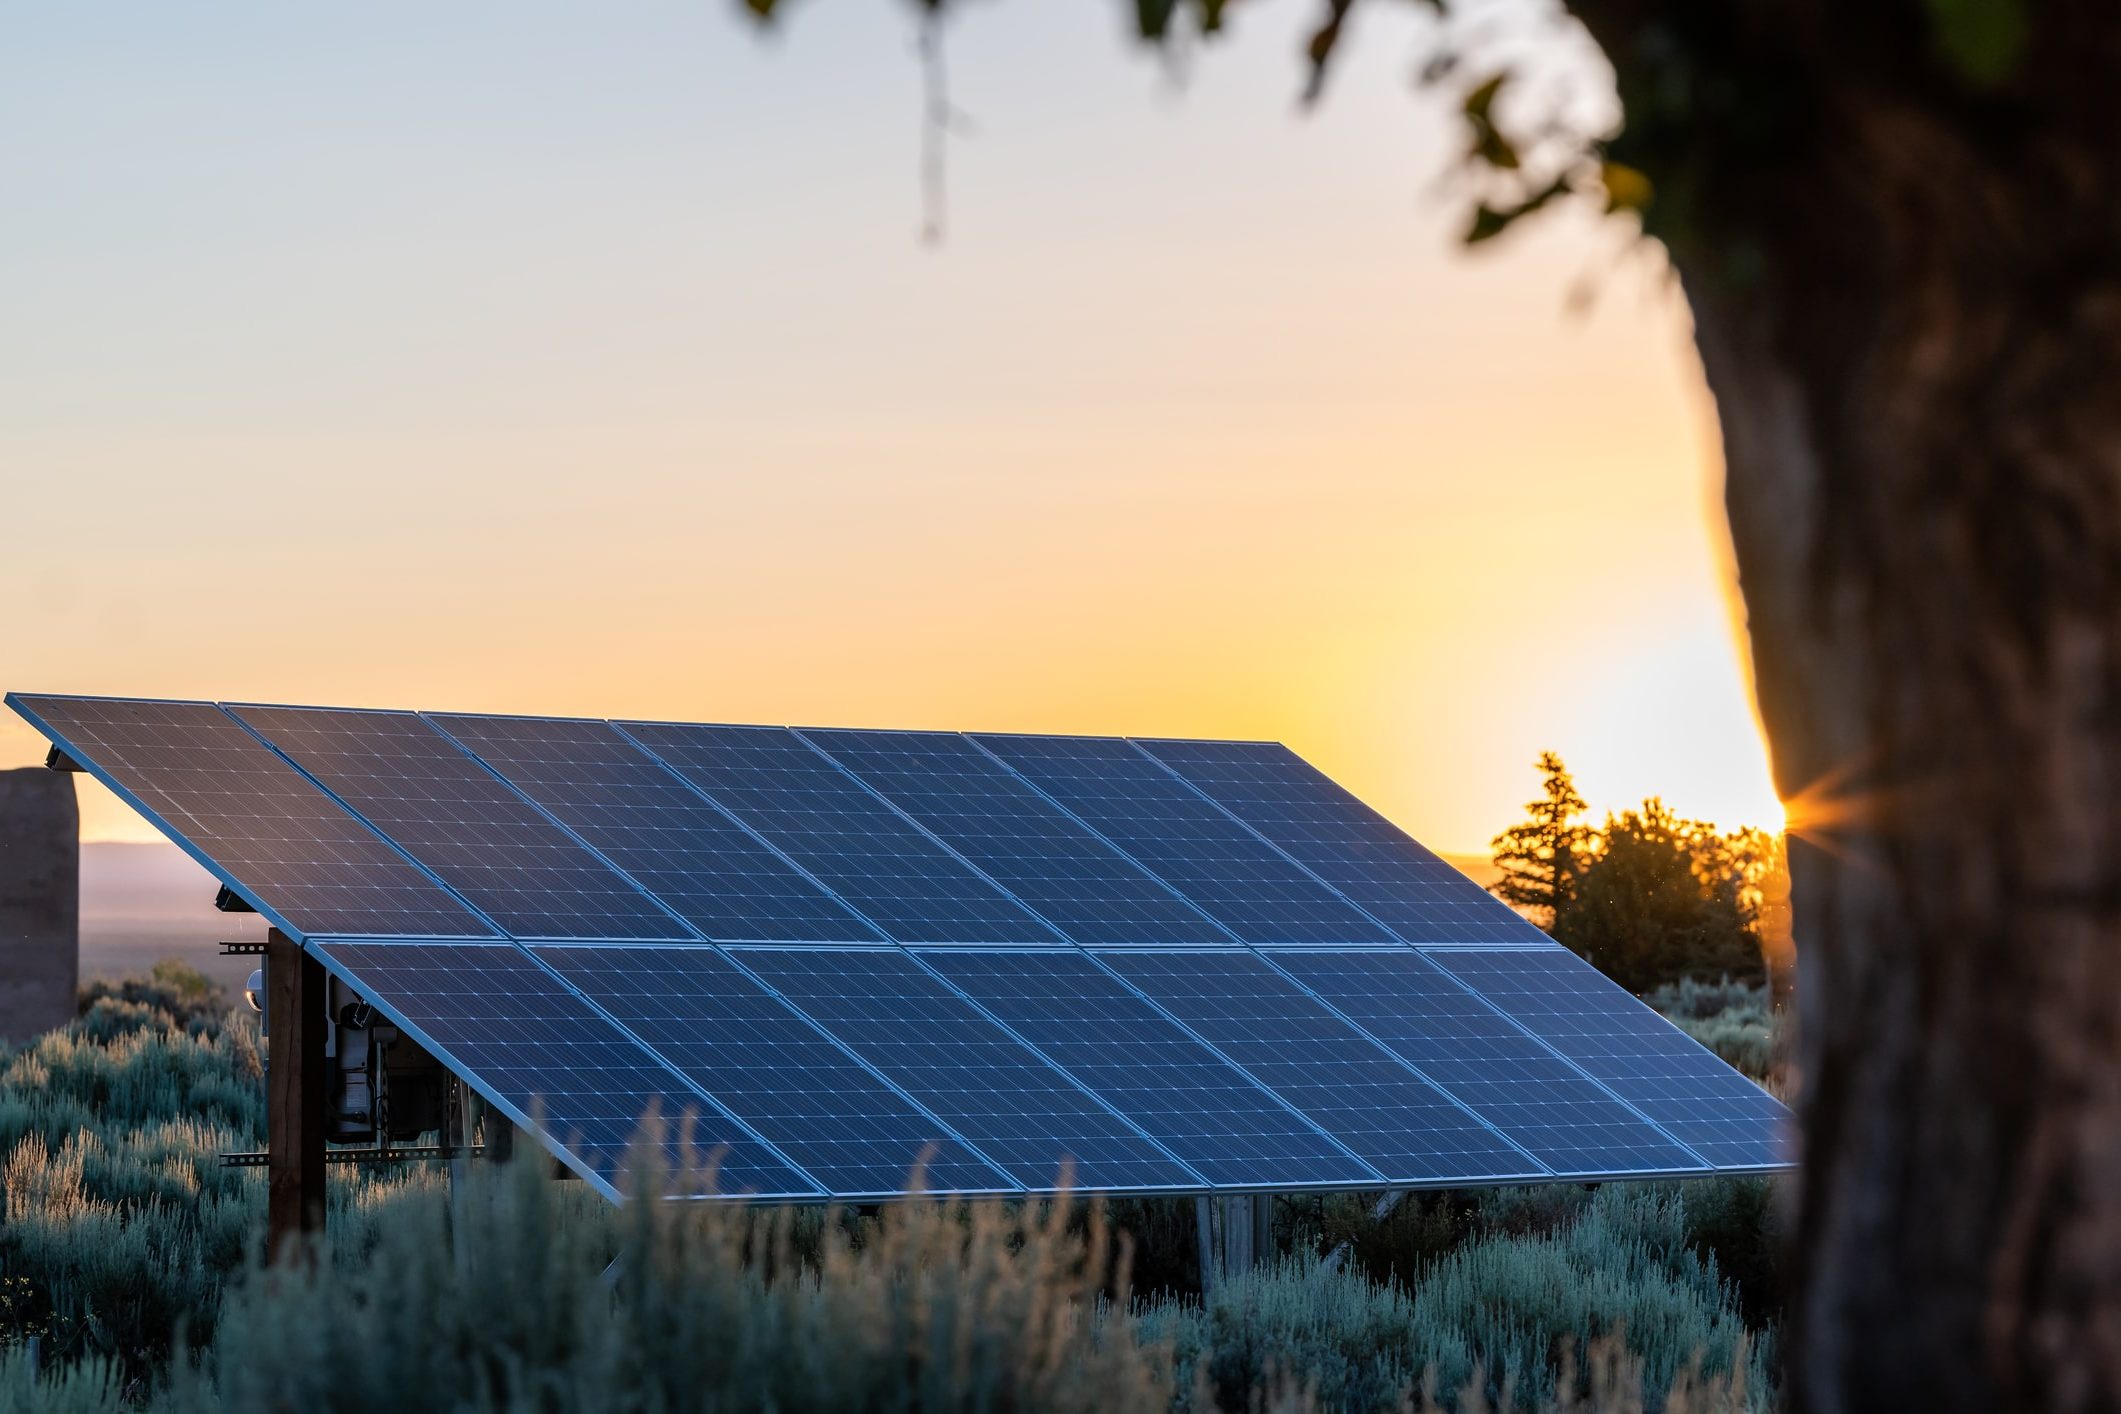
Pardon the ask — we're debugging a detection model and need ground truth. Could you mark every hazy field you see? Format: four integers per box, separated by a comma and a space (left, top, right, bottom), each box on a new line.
79, 844, 264, 995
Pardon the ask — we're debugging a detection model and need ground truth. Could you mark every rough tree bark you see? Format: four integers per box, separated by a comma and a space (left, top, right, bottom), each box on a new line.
1564, 9, 2121, 1403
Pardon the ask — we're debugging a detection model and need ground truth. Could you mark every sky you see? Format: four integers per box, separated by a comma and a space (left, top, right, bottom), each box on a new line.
0, 0, 1779, 855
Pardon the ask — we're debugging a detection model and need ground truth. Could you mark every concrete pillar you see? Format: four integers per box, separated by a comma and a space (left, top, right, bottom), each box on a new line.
0, 768, 78, 1044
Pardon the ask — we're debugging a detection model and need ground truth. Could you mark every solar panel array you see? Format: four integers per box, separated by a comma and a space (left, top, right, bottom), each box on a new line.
9, 691, 1791, 1202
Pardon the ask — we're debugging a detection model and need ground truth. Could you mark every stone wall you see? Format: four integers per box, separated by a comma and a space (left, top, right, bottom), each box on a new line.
0, 767, 78, 1043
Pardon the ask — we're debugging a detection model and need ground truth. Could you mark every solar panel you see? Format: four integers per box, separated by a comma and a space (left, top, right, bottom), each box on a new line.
534, 945, 1015, 1197
917, 949, 1381, 1189
1269, 949, 1707, 1176
1098, 949, 1547, 1184
1140, 739, 1549, 946
1429, 949, 1789, 1169
10, 690, 1793, 1202
801, 729, 1227, 946
311, 940, 820, 1199
731, 947, 1201, 1193
976, 734, 1395, 946
232, 706, 687, 941
5, 695, 492, 939
617, 723, 1061, 945
430, 714, 883, 944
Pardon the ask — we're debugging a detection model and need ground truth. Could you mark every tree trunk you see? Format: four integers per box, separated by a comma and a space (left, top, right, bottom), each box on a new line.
1668, 97, 2121, 1407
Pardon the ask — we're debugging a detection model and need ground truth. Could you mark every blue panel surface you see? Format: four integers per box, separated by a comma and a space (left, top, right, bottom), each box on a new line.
233, 706, 686, 941
733, 947, 1198, 1193
1270, 950, 1705, 1176
803, 730, 1226, 946
618, 723, 1060, 945
1141, 740, 1549, 946
977, 734, 1394, 945
1430, 949, 1789, 1169
918, 950, 1379, 1189
431, 714, 882, 944
535, 946, 1012, 1196
1099, 950, 1545, 1183
7, 695, 491, 939
312, 941, 819, 1198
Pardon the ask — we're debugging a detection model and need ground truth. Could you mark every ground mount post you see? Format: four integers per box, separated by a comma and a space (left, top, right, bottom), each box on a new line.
266, 927, 326, 1262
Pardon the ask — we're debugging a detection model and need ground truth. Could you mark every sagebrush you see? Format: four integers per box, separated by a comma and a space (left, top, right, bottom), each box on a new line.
1, 965, 1781, 1411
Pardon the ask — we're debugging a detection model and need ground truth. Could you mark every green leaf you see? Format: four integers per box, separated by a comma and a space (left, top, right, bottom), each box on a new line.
1599, 161, 1653, 214
1462, 73, 1505, 121
1467, 203, 1513, 244
1461, 72, 1519, 171
1463, 176, 1572, 246
1135, 0, 1180, 39
1922, 0, 2027, 86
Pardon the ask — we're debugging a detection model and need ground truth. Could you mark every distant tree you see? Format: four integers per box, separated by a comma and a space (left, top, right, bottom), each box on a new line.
1554, 799, 1770, 993
1489, 752, 1595, 930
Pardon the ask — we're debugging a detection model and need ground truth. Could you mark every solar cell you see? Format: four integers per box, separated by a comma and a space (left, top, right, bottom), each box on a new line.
1140, 740, 1550, 946
1099, 949, 1546, 1183
732, 947, 1200, 1193
5, 695, 491, 939
802, 729, 1227, 946
311, 940, 820, 1199
617, 723, 1060, 945
1269, 950, 1706, 1176
232, 706, 687, 941
430, 714, 882, 943
535, 945, 1013, 1196
1429, 949, 1790, 1169
918, 950, 1380, 1189
976, 734, 1394, 945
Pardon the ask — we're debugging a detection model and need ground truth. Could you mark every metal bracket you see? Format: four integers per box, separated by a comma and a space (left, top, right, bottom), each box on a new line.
222, 1145, 485, 1168
44, 745, 82, 772
221, 940, 269, 956
215, 885, 258, 914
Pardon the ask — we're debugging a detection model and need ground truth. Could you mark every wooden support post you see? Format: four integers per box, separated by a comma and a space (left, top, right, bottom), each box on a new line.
267, 928, 326, 1263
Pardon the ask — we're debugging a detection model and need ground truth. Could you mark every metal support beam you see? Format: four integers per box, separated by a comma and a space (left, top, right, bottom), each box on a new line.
1194, 1195, 1217, 1296
1252, 1191, 1275, 1269
267, 928, 326, 1262
446, 1077, 472, 1190
1221, 1195, 1253, 1273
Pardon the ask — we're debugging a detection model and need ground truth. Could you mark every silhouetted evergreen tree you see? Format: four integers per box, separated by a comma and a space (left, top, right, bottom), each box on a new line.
1489, 751, 1595, 930
1491, 758, 1772, 992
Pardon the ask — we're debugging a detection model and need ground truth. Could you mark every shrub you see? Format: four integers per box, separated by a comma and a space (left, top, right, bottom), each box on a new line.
172, 1141, 1176, 1414
1645, 979, 1789, 1085
1145, 1187, 1770, 1413
2, 967, 1784, 1411
0, 1344, 123, 1414
0, 965, 439, 1383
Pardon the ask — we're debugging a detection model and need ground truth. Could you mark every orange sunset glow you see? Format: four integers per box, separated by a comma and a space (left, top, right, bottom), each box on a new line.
0, 1, 1781, 855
